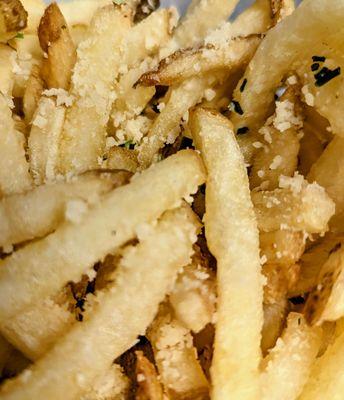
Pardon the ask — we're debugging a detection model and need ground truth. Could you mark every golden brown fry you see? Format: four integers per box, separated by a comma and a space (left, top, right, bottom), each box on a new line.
169, 246, 216, 333
304, 245, 344, 325
292, 233, 344, 297
105, 146, 138, 173
270, 0, 295, 25
0, 44, 15, 96
261, 313, 321, 400
173, 0, 239, 48
0, 0, 27, 42
0, 150, 205, 322
148, 305, 209, 400
139, 36, 260, 87
23, 63, 44, 124
308, 136, 344, 232
190, 108, 263, 399
38, 2, 76, 90
252, 176, 335, 234
0, 207, 199, 400
260, 230, 305, 266
0, 173, 121, 247
135, 351, 164, 400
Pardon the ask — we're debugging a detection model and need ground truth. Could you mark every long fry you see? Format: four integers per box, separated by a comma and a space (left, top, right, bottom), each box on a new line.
0, 206, 199, 400
0, 174, 123, 247
190, 108, 263, 399
261, 313, 321, 400
0, 150, 205, 321
231, 0, 344, 135
173, 0, 239, 48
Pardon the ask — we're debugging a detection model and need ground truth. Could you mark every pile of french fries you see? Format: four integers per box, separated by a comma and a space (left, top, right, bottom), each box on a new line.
0, 0, 343, 398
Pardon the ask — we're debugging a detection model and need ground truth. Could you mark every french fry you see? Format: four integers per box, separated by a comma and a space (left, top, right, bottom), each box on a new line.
138, 36, 260, 87
261, 313, 321, 400
11, 33, 42, 60
173, 0, 239, 48
291, 233, 344, 296
252, 176, 335, 234
0, 95, 32, 196
0, 206, 199, 399
23, 63, 44, 124
270, 0, 295, 25
21, 0, 44, 33
0, 150, 205, 322
1, 295, 74, 361
148, 305, 209, 399
58, 5, 131, 175
38, 2, 76, 90
0, 44, 15, 97
231, 0, 344, 135
80, 364, 129, 400
169, 246, 216, 333
28, 97, 66, 184
135, 351, 164, 400
0, 336, 14, 376
299, 330, 344, 400
250, 84, 303, 190
260, 230, 305, 266
0, 173, 123, 247
0, 0, 27, 42
304, 245, 344, 325
190, 108, 263, 399
105, 147, 138, 173
308, 136, 344, 232
138, 74, 226, 169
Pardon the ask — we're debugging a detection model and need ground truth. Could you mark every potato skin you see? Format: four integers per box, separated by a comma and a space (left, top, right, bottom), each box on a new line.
0, 0, 28, 34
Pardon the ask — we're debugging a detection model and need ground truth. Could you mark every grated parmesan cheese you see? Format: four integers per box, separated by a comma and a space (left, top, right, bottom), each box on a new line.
273, 100, 303, 132
65, 199, 89, 224
43, 88, 75, 107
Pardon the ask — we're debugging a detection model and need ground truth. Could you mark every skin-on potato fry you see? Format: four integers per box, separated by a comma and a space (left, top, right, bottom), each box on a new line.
231, 0, 344, 135
169, 246, 216, 333
291, 233, 344, 297
23, 63, 44, 124
0, 173, 126, 248
138, 36, 261, 87
299, 330, 344, 400
0, 0, 27, 42
190, 108, 263, 399
148, 305, 209, 399
252, 175, 335, 234
0, 206, 199, 400
304, 245, 344, 326
135, 351, 164, 400
261, 313, 321, 400
0, 150, 205, 322
173, 0, 239, 48
38, 2, 76, 90
308, 136, 344, 232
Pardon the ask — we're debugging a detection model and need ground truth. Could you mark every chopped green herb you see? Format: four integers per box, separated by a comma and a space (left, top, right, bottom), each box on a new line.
239, 78, 247, 93
15, 32, 24, 39
229, 100, 244, 115
314, 66, 341, 87
312, 55, 326, 62
113, 0, 125, 4
237, 127, 249, 135
124, 140, 133, 149
311, 62, 320, 72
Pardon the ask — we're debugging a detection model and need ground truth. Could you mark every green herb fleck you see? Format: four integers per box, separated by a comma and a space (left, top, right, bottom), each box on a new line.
113, 0, 125, 4
124, 140, 133, 149
15, 32, 24, 39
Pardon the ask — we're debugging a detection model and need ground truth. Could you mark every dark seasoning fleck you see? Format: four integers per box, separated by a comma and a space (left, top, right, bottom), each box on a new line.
230, 100, 244, 115
239, 78, 247, 92
311, 55, 341, 87
237, 127, 249, 135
